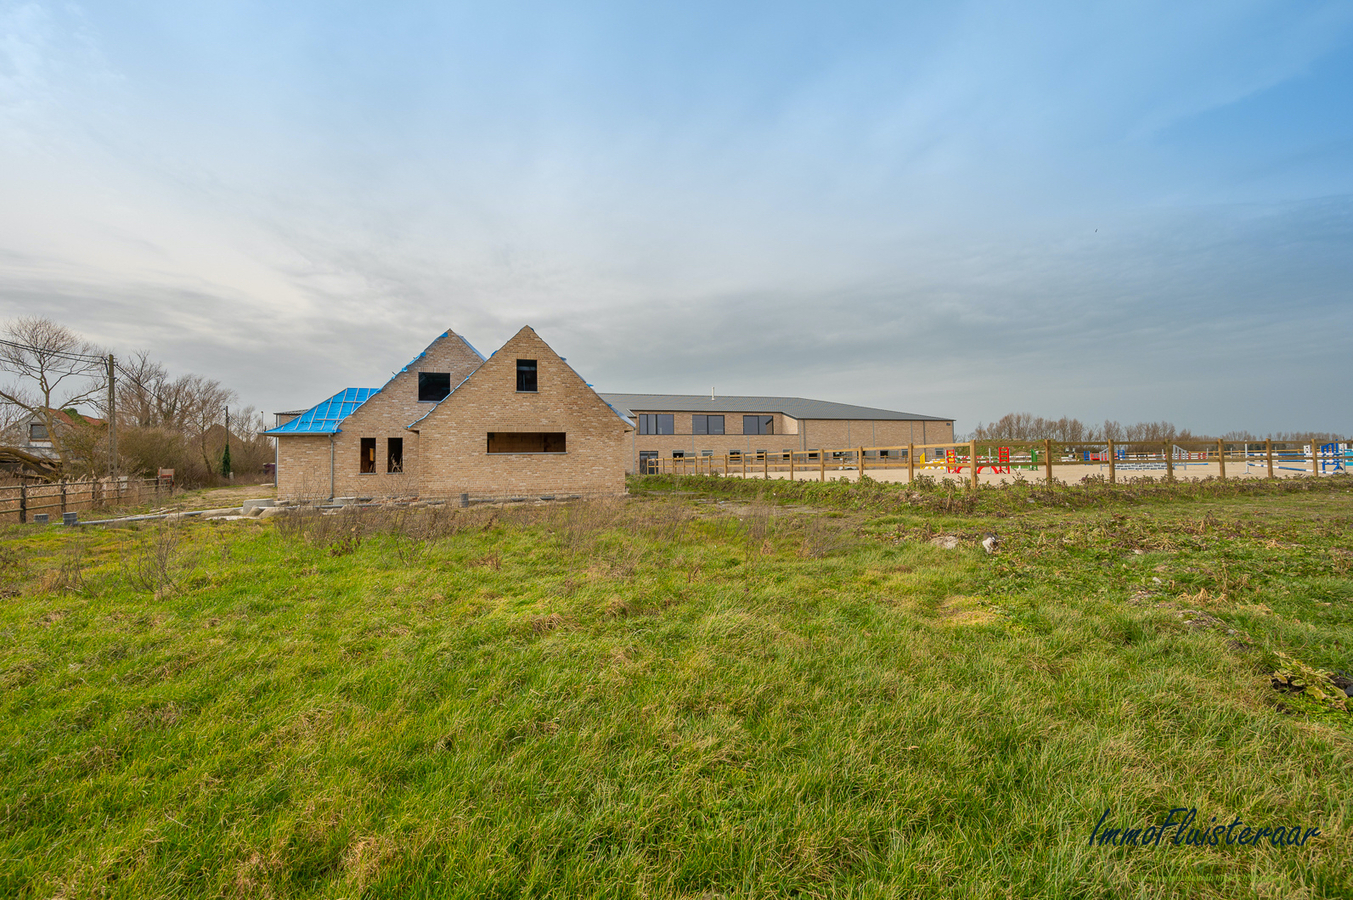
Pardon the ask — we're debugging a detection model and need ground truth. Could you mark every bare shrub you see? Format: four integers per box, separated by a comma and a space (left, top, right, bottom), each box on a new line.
122, 522, 197, 596
635, 498, 693, 545
39, 540, 89, 594
743, 495, 773, 560
605, 540, 645, 579
551, 498, 623, 559
797, 516, 853, 559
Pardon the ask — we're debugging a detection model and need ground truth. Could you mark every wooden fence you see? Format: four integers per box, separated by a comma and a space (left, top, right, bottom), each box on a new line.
0, 477, 170, 524
643, 439, 1351, 488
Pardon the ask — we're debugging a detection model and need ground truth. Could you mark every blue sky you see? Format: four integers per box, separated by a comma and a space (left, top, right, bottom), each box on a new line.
2, 1, 1350, 434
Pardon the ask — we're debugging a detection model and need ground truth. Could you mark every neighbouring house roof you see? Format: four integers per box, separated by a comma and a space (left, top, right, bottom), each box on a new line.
264, 388, 379, 435
12, 407, 106, 428
598, 393, 951, 422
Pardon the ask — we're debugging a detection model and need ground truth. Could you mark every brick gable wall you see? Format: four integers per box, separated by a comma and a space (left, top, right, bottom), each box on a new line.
415, 326, 630, 498
275, 330, 483, 499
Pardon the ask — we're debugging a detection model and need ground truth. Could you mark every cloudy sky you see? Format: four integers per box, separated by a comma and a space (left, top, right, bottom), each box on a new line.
2, 1, 1350, 434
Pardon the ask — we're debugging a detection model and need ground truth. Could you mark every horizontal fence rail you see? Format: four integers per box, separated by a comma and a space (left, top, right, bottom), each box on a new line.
640, 439, 1352, 488
0, 477, 169, 524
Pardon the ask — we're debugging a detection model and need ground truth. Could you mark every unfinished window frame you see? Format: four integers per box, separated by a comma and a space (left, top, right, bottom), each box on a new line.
418, 372, 452, 402
486, 431, 566, 454
516, 359, 538, 393
360, 437, 377, 474
387, 437, 404, 473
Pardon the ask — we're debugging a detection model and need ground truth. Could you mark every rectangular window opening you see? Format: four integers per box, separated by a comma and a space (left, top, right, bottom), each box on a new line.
516, 359, 538, 392
387, 437, 404, 473
638, 450, 659, 474
29, 422, 49, 441
671, 451, 685, 459
360, 437, 376, 474
418, 372, 451, 402
638, 414, 674, 435
692, 415, 725, 435
743, 415, 774, 435
487, 431, 566, 453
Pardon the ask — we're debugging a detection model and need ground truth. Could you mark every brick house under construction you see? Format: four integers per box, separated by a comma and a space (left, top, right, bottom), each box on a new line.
266, 327, 632, 500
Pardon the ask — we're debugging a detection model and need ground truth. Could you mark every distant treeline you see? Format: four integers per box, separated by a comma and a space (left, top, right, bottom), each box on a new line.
967, 413, 1347, 445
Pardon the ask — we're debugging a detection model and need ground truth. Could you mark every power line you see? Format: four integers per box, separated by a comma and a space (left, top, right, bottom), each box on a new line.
0, 337, 106, 366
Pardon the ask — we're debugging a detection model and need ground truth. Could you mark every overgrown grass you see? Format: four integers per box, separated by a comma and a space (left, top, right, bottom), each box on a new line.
1, 480, 1350, 898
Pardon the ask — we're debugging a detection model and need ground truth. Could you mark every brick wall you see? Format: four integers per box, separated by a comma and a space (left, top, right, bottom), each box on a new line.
328, 331, 482, 498
628, 415, 954, 471
417, 327, 630, 498
276, 434, 333, 499
275, 331, 483, 499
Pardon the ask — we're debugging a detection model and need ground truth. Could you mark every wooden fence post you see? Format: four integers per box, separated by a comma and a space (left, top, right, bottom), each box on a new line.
741, 453, 746, 478
1266, 439, 1274, 479
1107, 440, 1116, 484
763, 453, 768, 480
789, 452, 795, 481
858, 447, 865, 478
1044, 440, 1053, 484
1217, 439, 1226, 481
1312, 440, 1320, 477
1165, 441, 1174, 482
908, 443, 915, 484
819, 451, 825, 482
61, 481, 68, 514
18, 482, 26, 525
969, 440, 979, 490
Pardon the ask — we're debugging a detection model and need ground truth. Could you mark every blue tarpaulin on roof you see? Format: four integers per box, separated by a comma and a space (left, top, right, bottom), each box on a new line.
265, 387, 379, 434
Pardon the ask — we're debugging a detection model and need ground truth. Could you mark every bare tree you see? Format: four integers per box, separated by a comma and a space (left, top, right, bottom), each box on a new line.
116, 351, 171, 429
0, 317, 106, 470
179, 375, 237, 472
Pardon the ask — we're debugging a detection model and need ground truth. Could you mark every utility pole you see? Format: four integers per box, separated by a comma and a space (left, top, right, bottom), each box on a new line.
107, 353, 117, 483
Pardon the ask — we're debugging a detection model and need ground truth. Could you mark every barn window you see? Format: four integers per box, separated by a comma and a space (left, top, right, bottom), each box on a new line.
516, 359, 537, 392
418, 372, 451, 402
693, 415, 724, 435
638, 414, 673, 435
487, 432, 566, 453
29, 422, 49, 441
387, 438, 404, 473
360, 438, 376, 473
743, 415, 774, 435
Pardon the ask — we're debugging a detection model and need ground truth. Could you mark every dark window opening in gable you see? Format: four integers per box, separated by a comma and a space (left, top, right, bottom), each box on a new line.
692, 414, 724, 435
418, 372, 452, 402
638, 414, 674, 435
29, 422, 49, 441
360, 437, 377, 474
516, 359, 538, 392
487, 431, 566, 453
743, 415, 774, 435
387, 437, 404, 473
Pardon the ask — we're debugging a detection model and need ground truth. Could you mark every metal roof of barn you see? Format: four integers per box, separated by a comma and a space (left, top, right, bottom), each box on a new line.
264, 387, 380, 434
598, 393, 950, 422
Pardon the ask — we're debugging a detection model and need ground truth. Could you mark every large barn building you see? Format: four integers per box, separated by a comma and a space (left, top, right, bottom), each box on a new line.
598, 394, 954, 474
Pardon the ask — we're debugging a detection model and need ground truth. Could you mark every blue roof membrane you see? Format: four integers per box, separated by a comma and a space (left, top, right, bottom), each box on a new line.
265, 387, 379, 434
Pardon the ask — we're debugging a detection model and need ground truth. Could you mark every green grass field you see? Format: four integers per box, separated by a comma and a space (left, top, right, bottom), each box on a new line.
2, 475, 1351, 898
